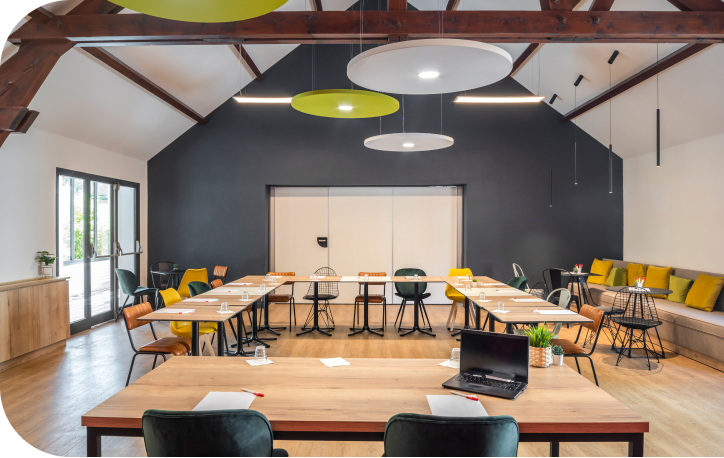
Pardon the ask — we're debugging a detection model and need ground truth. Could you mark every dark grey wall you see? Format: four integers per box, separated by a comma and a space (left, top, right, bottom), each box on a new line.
148, 43, 623, 287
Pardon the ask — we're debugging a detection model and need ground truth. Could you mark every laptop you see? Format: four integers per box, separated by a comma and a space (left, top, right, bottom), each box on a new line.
442, 330, 529, 400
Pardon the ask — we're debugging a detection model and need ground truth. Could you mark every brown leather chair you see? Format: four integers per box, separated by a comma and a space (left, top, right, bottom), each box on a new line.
550, 304, 604, 386
123, 302, 192, 386
266, 271, 296, 330
354, 272, 387, 330
213, 265, 228, 283
210, 279, 223, 289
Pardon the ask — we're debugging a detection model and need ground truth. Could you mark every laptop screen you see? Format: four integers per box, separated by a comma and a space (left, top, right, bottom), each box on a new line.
459, 330, 529, 381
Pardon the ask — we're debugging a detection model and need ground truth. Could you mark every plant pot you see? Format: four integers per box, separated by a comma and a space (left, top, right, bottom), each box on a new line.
529, 346, 552, 368
39, 264, 53, 278
552, 354, 564, 366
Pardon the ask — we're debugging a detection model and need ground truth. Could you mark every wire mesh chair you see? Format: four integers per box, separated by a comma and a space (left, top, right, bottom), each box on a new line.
528, 282, 548, 300
610, 287, 664, 370
302, 267, 339, 330
512, 263, 525, 278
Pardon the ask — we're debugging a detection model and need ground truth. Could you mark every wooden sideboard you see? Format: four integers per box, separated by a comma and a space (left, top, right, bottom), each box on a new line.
0, 277, 70, 370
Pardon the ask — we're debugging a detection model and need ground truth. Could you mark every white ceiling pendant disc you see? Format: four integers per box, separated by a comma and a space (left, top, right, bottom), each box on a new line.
348, 39, 512, 95
364, 133, 454, 152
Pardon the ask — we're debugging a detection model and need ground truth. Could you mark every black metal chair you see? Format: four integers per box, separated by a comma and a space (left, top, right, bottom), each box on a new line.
115, 268, 159, 321
393, 268, 433, 331
150, 261, 176, 290
611, 287, 664, 370
303, 267, 339, 330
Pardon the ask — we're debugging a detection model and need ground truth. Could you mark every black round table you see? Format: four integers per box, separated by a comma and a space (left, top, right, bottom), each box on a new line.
563, 272, 601, 307
605, 285, 672, 296
150, 269, 186, 290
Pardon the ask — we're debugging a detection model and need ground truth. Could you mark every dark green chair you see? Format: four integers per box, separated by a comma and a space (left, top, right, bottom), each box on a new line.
393, 268, 432, 331
142, 409, 288, 457
188, 281, 212, 297
383, 413, 519, 457
507, 276, 528, 292
115, 268, 158, 321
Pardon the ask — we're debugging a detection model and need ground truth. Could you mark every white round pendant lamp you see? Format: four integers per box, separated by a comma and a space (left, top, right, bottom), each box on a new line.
364, 133, 454, 152
347, 39, 512, 95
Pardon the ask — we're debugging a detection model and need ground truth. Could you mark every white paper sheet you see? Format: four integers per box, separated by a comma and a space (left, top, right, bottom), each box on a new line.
472, 289, 528, 296
438, 360, 460, 368
192, 392, 256, 411
308, 276, 326, 279
155, 308, 195, 314
477, 283, 506, 286
246, 359, 274, 366
535, 309, 577, 315
511, 298, 546, 302
227, 283, 253, 286
340, 276, 392, 282
320, 357, 350, 367
183, 298, 218, 303
216, 311, 234, 314
426, 395, 488, 417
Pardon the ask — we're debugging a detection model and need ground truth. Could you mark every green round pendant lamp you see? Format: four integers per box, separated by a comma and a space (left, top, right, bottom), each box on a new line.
109, 0, 289, 23
291, 89, 399, 119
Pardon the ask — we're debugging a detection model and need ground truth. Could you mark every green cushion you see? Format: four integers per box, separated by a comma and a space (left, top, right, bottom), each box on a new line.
394, 268, 428, 298
188, 281, 212, 297
604, 268, 628, 287
507, 276, 528, 291
384, 413, 519, 457
668, 275, 694, 304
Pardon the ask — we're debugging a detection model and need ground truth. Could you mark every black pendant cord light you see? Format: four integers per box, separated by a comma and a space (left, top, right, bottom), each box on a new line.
656, 43, 661, 167
608, 50, 618, 195
574, 74, 583, 185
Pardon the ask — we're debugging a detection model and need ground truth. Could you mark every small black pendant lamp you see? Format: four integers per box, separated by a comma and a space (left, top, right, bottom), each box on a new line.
608, 51, 619, 194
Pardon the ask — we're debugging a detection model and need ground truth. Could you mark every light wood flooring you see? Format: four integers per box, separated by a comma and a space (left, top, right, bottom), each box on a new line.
1, 302, 724, 457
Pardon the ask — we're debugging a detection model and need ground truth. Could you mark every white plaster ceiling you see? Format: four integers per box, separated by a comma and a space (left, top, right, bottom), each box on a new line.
3, 0, 722, 160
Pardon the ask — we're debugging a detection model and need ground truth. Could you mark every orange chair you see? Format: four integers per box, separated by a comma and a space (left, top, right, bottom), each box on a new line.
266, 272, 296, 330
353, 272, 387, 329
551, 305, 605, 386
122, 302, 191, 386
213, 266, 228, 283
211, 279, 223, 289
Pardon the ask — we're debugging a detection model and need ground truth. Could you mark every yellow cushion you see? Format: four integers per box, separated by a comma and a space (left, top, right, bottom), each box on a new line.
627, 263, 646, 287
668, 276, 694, 304
445, 268, 472, 302
685, 273, 724, 312
588, 259, 612, 285
171, 321, 218, 336
644, 265, 673, 299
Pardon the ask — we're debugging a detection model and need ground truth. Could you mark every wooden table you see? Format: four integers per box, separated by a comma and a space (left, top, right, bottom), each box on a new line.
138, 304, 248, 356
82, 357, 648, 457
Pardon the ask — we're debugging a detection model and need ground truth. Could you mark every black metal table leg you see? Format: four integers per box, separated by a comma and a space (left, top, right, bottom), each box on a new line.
216, 321, 225, 356
505, 323, 513, 334
227, 313, 254, 356
257, 294, 285, 335
400, 282, 435, 337
191, 322, 199, 356
297, 282, 331, 336
87, 427, 101, 457
451, 297, 471, 337
488, 312, 496, 332
550, 441, 560, 457
629, 433, 644, 457
248, 300, 274, 347
349, 282, 383, 337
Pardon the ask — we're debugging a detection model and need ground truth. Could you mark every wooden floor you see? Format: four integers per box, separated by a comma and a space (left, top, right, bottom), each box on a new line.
1, 302, 724, 457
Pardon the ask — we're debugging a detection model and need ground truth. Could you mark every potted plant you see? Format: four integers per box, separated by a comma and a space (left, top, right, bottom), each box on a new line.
523, 323, 554, 368
35, 251, 58, 278
472, 279, 478, 287
552, 345, 564, 366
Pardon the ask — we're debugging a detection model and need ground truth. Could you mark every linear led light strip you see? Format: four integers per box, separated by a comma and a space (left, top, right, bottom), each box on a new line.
454, 96, 544, 104
233, 96, 292, 104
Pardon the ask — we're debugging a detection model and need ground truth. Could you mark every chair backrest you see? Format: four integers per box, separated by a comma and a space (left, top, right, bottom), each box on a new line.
142, 409, 275, 457
543, 268, 571, 293
358, 272, 387, 286
188, 281, 211, 297
383, 413, 519, 457
445, 268, 473, 297
158, 288, 182, 308
269, 271, 295, 285
393, 268, 428, 297
513, 263, 525, 278
547, 288, 571, 309
579, 304, 604, 333
507, 276, 528, 291
115, 268, 139, 295
123, 302, 153, 331
210, 279, 223, 289
178, 269, 208, 298
213, 265, 228, 279
304, 267, 339, 298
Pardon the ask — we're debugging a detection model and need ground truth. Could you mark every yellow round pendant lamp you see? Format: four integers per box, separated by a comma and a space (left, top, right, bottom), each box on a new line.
291, 89, 399, 119
109, 0, 289, 23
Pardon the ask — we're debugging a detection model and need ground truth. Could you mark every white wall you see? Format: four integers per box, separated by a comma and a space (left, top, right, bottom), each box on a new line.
0, 128, 147, 284
624, 131, 724, 273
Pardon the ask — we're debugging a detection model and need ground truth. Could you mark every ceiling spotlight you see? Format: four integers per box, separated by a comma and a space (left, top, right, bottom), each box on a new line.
338, 105, 353, 111
233, 97, 292, 104
403, 143, 415, 148
454, 96, 544, 104
418, 71, 440, 79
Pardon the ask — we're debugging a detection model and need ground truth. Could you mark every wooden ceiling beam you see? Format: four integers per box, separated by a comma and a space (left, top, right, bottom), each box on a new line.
81, 47, 207, 124
590, 0, 616, 11
11, 11, 724, 45
446, 0, 461, 10
540, 0, 583, 10
667, 0, 724, 11
236, 44, 265, 82
11, 110, 40, 133
27, 7, 54, 21
0, 107, 29, 131
561, 43, 712, 122
311, 0, 323, 11
388, 0, 407, 10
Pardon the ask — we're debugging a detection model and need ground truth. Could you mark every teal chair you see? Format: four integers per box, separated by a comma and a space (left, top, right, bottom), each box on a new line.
383, 413, 519, 457
393, 268, 432, 331
188, 281, 212, 297
142, 409, 288, 457
507, 276, 528, 291
115, 268, 158, 321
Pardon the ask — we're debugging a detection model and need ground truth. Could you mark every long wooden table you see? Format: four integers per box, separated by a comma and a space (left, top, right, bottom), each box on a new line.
82, 357, 648, 457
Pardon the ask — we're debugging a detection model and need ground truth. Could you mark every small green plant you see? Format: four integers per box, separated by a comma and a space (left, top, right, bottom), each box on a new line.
522, 323, 554, 348
35, 251, 58, 265
552, 345, 564, 356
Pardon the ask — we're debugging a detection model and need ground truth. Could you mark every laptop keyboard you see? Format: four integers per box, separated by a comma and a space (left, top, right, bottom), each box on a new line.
454, 374, 522, 391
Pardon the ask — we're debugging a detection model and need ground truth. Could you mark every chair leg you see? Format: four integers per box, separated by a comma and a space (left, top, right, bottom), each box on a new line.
586, 355, 599, 386
126, 353, 139, 386
116, 296, 130, 322
446, 302, 455, 329
395, 299, 406, 329
152, 355, 158, 369
201, 334, 215, 356
575, 356, 581, 374
420, 301, 432, 329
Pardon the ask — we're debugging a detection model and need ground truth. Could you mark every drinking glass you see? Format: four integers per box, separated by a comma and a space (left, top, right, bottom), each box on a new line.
465, 283, 472, 293
254, 346, 267, 363
312, 273, 317, 280
265, 273, 271, 281
479, 292, 486, 301
450, 348, 461, 367
220, 302, 229, 313
497, 301, 505, 312
466, 274, 472, 282
242, 291, 249, 301
364, 274, 369, 282
260, 283, 266, 293
270, 276, 276, 285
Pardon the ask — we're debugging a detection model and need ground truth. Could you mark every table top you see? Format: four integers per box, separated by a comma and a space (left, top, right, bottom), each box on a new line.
138, 304, 247, 323
150, 269, 185, 275
606, 286, 672, 295
563, 272, 601, 277
81, 357, 648, 434
487, 306, 593, 324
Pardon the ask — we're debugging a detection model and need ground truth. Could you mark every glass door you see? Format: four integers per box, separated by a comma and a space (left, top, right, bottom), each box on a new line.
57, 169, 140, 334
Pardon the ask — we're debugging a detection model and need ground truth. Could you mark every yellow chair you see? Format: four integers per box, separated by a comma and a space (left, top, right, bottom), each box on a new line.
445, 268, 476, 331
158, 288, 217, 356
178, 268, 208, 298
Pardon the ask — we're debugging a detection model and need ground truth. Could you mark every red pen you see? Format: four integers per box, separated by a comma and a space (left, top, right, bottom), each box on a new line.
450, 391, 479, 401
241, 388, 265, 397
